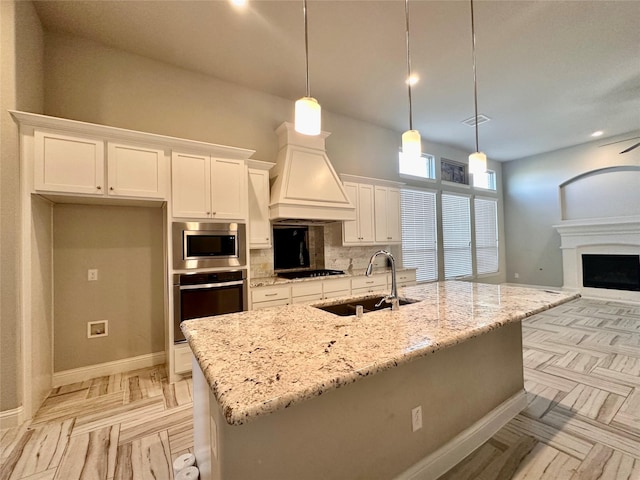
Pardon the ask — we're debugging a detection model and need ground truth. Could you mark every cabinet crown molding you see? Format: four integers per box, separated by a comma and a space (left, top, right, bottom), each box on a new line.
339, 174, 404, 188
10, 111, 255, 160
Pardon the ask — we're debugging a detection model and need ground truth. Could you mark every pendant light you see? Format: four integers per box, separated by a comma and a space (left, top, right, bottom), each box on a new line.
294, 0, 321, 136
402, 0, 421, 159
468, 0, 487, 175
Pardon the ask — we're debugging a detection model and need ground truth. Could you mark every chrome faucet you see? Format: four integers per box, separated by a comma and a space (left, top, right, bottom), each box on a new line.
366, 250, 400, 311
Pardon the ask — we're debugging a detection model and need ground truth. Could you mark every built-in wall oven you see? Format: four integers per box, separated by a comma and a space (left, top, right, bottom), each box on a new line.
172, 222, 246, 270
173, 270, 248, 343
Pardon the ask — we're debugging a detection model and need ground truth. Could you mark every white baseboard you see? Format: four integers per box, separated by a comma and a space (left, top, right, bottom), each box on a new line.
0, 406, 25, 430
52, 351, 166, 387
395, 390, 527, 480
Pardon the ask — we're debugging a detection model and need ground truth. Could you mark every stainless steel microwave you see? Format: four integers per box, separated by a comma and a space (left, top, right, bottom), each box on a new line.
172, 222, 246, 270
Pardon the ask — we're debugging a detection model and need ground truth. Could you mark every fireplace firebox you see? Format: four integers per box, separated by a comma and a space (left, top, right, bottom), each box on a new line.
582, 254, 640, 292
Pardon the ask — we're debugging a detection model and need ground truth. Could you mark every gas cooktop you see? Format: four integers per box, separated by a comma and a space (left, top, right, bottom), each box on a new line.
277, 269, 345, 279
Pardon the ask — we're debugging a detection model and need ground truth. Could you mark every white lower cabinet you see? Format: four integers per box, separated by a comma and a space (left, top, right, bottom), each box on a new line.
251, 284, 290, 310
393, 270, 417, 288
174, 343, 193, 374
322, 278, 351, 300
351, 273, 387, 296
291, 282, 323, 304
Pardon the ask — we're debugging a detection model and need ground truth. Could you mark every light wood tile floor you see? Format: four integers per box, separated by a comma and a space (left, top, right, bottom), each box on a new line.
1, 298, 638, 479
440, 298, 640, 480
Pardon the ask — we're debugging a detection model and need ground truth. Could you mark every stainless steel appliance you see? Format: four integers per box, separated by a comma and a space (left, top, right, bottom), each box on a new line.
173, 270, 247, 343
172, 222, 246, 270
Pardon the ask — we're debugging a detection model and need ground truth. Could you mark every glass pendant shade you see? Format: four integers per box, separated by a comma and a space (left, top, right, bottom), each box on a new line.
295, 96, 321, 136
468, 151, 487, 174
402, 129, 421, 159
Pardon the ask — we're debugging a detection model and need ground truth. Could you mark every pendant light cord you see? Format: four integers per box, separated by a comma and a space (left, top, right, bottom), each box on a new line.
303, 0, 310, 98
470, 0, 479, 153
405, 0, 414, 131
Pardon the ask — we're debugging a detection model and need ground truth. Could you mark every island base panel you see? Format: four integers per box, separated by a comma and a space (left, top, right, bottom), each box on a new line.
194, 321, 524, 480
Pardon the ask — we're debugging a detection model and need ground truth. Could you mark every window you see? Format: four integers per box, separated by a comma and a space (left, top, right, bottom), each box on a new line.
441, 193, 472, 279
399, 151, 435, 180
401, 188, 438, 282
473, 170, 497, 190
474, 198, 499, 275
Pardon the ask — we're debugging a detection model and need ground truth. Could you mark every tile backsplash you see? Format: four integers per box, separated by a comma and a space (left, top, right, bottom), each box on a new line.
249, 222, 394, 278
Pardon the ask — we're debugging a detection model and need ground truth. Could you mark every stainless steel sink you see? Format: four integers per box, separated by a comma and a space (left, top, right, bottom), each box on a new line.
315, 296, 418, 316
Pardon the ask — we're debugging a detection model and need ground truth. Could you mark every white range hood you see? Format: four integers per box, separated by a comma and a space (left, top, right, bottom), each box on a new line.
269, 122, 355, 224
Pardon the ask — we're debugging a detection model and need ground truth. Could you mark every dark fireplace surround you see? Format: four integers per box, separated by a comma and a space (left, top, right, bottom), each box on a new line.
582, 254, 640, 292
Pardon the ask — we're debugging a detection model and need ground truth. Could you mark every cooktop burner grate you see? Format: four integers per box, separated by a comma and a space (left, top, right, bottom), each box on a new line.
277, 269, 345, 279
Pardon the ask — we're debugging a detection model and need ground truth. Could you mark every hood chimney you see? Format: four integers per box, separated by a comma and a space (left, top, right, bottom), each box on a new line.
269, 122, 355, 224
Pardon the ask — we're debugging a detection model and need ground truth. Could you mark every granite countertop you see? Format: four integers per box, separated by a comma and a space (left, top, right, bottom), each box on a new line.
181, 281, 579, 426
250, 267, 415, 288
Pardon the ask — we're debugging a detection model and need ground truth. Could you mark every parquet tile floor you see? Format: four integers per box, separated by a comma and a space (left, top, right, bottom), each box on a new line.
1, 297, 639, 479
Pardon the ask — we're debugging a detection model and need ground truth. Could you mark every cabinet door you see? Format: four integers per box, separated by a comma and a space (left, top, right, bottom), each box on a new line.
357, 184, 376, 243
34, 130, 105, 195
375, 186, 402, 243
210, 158, 247, 220
386, 188, 402, 243
342, 182, 360, 244
171, 152, 211, 218
248, 168, 271, 249
107, 142, 167, 199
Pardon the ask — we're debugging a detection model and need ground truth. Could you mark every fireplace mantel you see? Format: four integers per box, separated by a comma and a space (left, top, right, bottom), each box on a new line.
553, 215, 640, 302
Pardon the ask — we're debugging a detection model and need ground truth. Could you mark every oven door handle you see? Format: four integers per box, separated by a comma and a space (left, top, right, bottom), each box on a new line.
179, 280, 245, 290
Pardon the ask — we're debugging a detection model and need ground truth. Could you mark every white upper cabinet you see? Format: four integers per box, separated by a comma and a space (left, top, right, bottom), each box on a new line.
34, 130, 105, 195
172, 152, 247, 221
247, 162, 273, 249
34, 130, 169, 201
342, 182, 375, 245
210, 158, 247, 220
107, 142, 167, 199
374, 186, 402, 244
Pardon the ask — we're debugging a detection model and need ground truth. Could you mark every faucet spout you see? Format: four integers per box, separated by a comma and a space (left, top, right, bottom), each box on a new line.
365, 250, 399, 310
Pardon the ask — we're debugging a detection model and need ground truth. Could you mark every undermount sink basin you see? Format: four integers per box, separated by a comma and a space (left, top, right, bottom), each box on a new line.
315, 296, 418, 316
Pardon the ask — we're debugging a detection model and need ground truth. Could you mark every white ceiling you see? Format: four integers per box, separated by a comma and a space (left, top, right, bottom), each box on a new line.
33, 0, 640, 161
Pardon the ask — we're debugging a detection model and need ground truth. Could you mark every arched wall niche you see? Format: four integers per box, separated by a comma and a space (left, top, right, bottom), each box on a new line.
559, 166, 640, 221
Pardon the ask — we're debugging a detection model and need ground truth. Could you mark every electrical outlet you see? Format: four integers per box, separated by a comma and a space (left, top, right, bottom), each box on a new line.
514, 272, 520, 279
88, 269, 99, 281
411, 405, 422, 432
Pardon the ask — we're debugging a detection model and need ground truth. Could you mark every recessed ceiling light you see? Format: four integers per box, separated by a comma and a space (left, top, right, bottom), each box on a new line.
591, 130, 604, 137
406, 75, 419, 86
230, 0, 247, 7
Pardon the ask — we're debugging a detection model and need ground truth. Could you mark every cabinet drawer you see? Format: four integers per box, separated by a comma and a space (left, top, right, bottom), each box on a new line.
323, 278, 351, 295
393, 270, 417, 287
291, 282, 323, 298
291, 293, 324, 304
351, 274, 386, 291
252, 298, 290, 310
174, 344, 192, 374
251, 285, 290, 303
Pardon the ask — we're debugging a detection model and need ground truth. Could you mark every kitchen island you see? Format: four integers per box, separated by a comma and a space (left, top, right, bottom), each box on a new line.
181, 281, 579, 480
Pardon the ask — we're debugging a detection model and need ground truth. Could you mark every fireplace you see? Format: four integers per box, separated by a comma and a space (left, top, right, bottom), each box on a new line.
582, 254, 640, 292
554, 216, 640, 301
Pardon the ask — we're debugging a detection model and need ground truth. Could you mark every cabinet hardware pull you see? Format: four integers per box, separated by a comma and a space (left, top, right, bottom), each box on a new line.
96, 186, 102, 190
265, 293, 278, 297
206, 212, 211, 215
110, 187, 114, 191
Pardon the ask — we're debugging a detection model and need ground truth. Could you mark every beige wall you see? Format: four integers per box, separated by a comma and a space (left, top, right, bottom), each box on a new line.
503, 131, 640, 287
53, 204, 164, 372
0, 0, 43, 412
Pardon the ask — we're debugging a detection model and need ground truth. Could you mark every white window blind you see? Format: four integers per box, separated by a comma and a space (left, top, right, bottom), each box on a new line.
475, 197, 499, 275
442, 193, 472, 279
401, 188, 438, 282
